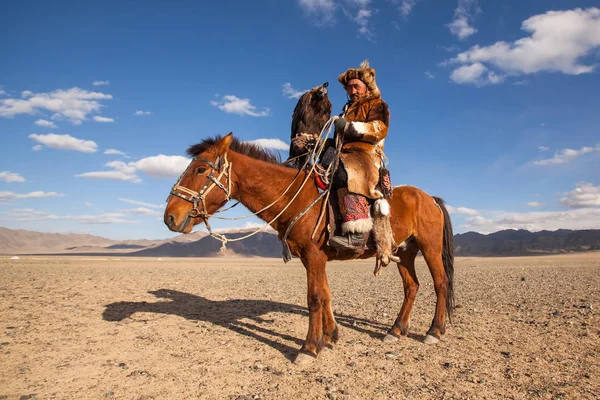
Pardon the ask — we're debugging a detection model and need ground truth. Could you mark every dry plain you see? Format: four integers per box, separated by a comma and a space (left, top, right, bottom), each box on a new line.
1, 253, 599, 400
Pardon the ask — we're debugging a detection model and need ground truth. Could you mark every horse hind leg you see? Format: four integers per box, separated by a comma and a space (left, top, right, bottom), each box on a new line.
420, 243, 449, 344
383, 243, 420, 343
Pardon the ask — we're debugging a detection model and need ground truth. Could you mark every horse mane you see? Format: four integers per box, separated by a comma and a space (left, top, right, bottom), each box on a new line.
186, 135, 284, 165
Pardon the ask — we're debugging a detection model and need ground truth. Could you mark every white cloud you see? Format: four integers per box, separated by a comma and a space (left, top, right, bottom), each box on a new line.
531, 144, 600, 166
338, 0, 375, 40
29, 133, 98, 153
3, 208, 49, 217
84, 202, 93, 206
462, 208, 600, 233
0, 87, 113, 125
297, 0, 336, 24
526, 201, 542, 207
21, 91, 33, 98
282, 83, 307, 99
425, 71, 435, 79
538, 146, 549, 152
0, 191, 65, 201
92, 80, 110, 86
32, 144, 43, 151
447, 0, 480, 40
399, 0, 418, 17
214, 221, 275, 233
245, 138, 289, 151
459, 182, 600, 233
0, 88, 6, 96
34, 119, 57, 128
75, 160, 140, 183
446, 7, 600, 85
134, 110, 152, 116
93, 116, 114, 123
440, 44, 460, 52
210, 95, 270, 117
75, 169, 141, 184
131, 155, 190, 178
449, 62, 497, 86
447, 205, 480, 216
0, 171, 25, 183
119, 198, 162, 209
19, 211, 137, 224
559, 182, 600, 208
123, 207, 161, 216
353, 7, 374, 40
75, 155, 190, 183
244, 221, 266, 229
104, 149, 127, 157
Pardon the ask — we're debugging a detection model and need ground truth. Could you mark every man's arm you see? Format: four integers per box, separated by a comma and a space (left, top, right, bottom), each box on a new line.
335, 100, 389, 144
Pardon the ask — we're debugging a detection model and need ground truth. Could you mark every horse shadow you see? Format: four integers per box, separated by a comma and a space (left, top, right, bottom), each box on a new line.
103, 289, 394, 361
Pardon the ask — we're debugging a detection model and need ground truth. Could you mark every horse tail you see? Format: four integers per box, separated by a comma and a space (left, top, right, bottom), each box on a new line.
433, 196, 455, 323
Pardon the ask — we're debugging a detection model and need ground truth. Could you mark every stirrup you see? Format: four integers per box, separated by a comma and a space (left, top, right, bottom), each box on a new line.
329, 232, 367, 250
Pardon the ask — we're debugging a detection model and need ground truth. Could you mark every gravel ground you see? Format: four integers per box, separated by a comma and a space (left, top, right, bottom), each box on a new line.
1, 253, 599, 399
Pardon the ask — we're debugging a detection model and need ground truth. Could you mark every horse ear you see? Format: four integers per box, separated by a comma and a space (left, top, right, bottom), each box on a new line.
214, 132, 234, 155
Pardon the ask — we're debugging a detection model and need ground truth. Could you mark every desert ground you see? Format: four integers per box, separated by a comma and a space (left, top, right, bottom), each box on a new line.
1, 253, 598, 400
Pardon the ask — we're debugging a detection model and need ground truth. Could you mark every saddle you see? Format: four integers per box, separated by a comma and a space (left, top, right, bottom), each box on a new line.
281, 142, 398, 273
315, 161, 399, 273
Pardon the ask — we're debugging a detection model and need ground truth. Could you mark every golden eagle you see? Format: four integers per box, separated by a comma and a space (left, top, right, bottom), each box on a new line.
288, 82, 332, 169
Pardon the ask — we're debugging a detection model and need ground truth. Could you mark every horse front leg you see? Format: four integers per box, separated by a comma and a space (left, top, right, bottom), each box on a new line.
321, 273, 339, 349
295, 249, 333, 364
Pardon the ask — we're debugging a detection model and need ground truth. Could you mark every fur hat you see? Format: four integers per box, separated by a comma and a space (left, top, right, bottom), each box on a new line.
338, 59, 380, 98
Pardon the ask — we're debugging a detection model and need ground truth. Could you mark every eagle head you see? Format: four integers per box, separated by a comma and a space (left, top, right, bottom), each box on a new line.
315, 82, 329, 100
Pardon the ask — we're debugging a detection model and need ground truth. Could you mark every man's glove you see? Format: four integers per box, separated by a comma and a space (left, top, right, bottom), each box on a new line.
292, 133, 318, 151
334, 117, 347, 134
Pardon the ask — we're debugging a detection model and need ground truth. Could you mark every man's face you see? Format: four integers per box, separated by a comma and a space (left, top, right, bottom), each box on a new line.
345, 79, 369, 102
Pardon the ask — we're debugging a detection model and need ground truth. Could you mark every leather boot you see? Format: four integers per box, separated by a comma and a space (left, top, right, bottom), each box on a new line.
329, 231, 368, 250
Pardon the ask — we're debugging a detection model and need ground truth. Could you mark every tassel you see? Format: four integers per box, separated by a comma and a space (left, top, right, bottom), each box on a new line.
281, 240, 292, 263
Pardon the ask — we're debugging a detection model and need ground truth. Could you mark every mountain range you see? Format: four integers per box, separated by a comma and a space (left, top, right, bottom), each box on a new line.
1, 226, 599, 258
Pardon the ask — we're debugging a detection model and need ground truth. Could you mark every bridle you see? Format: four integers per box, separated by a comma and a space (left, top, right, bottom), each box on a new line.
167, 154, 232, 224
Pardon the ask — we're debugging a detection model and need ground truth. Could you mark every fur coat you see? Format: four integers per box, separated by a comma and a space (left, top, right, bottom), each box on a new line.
339, 95, 390, 199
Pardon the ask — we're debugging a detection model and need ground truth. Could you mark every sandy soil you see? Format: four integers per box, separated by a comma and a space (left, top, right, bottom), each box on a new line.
1, 253, 599, 400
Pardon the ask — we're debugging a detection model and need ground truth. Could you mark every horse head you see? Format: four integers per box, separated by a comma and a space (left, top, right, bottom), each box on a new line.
164, 133, 234, 233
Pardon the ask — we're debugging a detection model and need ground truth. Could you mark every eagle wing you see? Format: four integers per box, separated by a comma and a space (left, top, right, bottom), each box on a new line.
288, 83, 331, 168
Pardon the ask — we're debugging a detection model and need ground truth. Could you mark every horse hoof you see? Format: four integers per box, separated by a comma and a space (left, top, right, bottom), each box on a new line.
383, 334, 399, 343
423, 334, 439, 344
294, 352, 316, 365
389, 254, 400, 263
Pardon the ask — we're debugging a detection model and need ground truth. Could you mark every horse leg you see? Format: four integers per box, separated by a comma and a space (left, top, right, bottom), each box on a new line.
295, 249, 331, 364
321, 272, 339, 349
420, 243, 448, 344
383, 246, 419, 342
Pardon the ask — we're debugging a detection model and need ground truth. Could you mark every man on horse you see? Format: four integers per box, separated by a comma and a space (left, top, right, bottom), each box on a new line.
327, 59, 393, 252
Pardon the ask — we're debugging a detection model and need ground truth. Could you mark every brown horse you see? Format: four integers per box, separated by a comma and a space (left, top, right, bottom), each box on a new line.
164, 133, 455, 364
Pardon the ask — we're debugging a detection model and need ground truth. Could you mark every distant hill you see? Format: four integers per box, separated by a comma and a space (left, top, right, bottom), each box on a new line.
0, 226, 207, 255
454, 229, 600, 256
132, 231, 281, 258
2, 226, 599, 257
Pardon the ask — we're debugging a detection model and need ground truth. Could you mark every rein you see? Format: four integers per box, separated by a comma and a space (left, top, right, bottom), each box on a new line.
169, 116, 339, 254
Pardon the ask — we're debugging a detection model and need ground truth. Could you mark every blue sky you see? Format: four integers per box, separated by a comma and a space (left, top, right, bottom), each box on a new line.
1, 0, 599, 240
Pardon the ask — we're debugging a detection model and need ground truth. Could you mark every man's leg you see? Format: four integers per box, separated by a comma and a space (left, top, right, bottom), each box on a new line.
329, 166, 371, 250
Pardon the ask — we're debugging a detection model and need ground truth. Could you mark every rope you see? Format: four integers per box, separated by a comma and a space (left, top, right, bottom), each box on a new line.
207, 116, 339, 251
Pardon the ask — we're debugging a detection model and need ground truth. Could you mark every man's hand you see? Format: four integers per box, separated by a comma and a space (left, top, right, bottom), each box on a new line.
292, 133, 318, 151
334, 117, 347, 134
